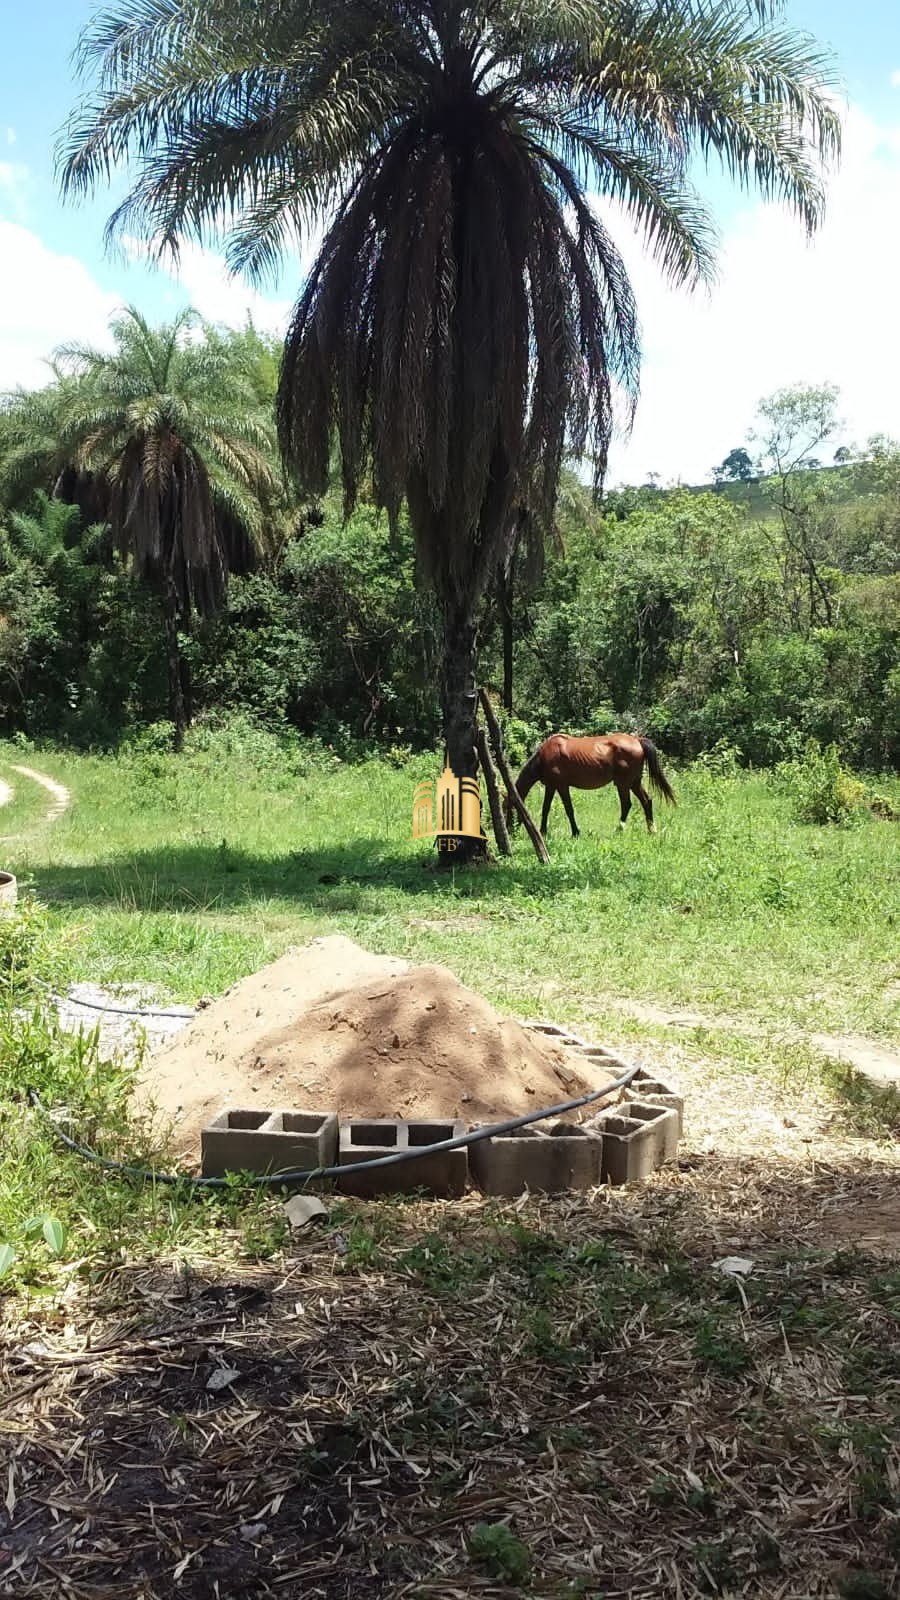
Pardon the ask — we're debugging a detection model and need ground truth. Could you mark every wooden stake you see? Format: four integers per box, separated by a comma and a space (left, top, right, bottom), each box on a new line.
476, 725, 511, 856
478, 687, 550, 864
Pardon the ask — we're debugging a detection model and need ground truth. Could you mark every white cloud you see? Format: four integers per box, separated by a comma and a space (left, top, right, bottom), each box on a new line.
0, 221, 119, 391
599, 103, 900, 485
147, 239, 294, 335
891, 70, 900, 88
121, 234, 320, 336
0, 215, 313, 396
0, 160, 31, 224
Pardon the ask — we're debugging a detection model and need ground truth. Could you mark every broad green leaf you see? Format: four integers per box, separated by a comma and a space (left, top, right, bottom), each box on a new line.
42, 1218, 67, 1257
23, 1214, 48, 1239
0, 1243, 17, 1276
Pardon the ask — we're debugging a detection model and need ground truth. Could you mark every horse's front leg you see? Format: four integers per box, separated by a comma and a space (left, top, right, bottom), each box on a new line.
558, 786, 580, 839
540, 784, 555, 836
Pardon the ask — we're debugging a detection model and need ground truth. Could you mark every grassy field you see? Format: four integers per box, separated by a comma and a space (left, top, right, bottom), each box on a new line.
2, 724, 899, 1599
3, 724, 898, 1045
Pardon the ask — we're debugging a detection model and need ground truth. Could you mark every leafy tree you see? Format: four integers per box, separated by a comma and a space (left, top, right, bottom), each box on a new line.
2, 308, 278, 747
839, 435, 900, 576
505, 483, 898, 769
750, 384, 844, 627
713, 447, 755, 483
198, 499, 441, 743
2, 439, 896, 769
60, 0, 840, 852
0, 491, 164, 741
752, 383, 842, 476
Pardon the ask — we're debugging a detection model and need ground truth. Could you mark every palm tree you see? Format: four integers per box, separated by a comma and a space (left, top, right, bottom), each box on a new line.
3, 308, 278, 748
59, 0, 839, 835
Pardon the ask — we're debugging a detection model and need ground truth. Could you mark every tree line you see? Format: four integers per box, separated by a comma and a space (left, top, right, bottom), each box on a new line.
1, 316, 896, 771
0, 0, 874, 810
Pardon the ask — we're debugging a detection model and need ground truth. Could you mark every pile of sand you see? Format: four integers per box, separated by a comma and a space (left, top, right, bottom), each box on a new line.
135, 936, 602, 1162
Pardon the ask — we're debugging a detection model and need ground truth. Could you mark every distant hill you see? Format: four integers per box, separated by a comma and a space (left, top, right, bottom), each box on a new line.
687, 460, 877, 516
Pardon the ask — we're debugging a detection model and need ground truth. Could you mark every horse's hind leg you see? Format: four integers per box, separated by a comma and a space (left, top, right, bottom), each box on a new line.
540, 784, 555, 836
558, 785, 580, 839
615, 783, 632, 829
635, 783, 655, 834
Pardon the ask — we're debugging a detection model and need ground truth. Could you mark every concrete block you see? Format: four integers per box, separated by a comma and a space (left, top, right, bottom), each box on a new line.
579, 1043, 623, 1063
337, 1119, 467, 1199
541, 1121, 605, 1191
626, 1070, 684, 1136
524, 1019, 587, 1047
201, 1107, 338, 1179
469, 1122, 602, 1197
618, 1100, 680, 1164
592, 1101, 679, 1186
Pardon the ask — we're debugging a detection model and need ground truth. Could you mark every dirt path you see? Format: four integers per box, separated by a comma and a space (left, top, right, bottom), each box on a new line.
9, 763, 71, 823
810, 1031, 900, 1088
0, 778, 12, 808
581, 991, 900, 1094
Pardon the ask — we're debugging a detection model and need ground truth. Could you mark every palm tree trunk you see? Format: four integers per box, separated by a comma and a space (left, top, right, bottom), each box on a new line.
440, 602, 486, 863
162, 580, 187, 753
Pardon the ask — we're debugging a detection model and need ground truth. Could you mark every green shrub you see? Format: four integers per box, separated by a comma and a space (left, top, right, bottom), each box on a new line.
496, 713, 549, 768
776, 740, 868, 825
692, 738, 743, 778
0, 895, 51, 996
868, 790, 900, 822
467, 1522, 532, 1585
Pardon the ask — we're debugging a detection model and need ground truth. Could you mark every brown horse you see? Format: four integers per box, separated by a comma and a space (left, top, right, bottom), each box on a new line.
509, 733, 676, 837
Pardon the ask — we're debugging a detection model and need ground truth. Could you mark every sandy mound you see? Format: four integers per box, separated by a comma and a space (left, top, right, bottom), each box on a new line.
135, 936, 602, 1162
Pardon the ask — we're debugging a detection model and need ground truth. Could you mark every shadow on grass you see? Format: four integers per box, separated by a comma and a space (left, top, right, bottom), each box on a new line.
820, 1059, 900, 1141
31, 833, 634, 913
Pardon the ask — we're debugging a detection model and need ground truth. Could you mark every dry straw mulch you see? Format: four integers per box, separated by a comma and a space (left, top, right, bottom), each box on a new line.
4, 1023, 900, 1598
3, 1141, 900, 1600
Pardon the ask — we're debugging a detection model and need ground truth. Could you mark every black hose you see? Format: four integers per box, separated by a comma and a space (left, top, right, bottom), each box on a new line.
26, 1059, 639, 1192
34, 977, 194, 1021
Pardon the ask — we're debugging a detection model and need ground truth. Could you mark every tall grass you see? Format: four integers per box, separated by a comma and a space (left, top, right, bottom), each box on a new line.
2, 723, 897, 1039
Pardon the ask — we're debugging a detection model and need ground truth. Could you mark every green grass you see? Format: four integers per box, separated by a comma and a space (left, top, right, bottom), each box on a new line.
2, 727, 897, 1044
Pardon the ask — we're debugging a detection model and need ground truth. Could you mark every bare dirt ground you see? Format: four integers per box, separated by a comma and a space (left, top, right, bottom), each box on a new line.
581, 992, 900, 1097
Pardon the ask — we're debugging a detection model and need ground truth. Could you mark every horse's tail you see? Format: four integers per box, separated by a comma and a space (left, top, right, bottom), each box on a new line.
639, 738, 676, 805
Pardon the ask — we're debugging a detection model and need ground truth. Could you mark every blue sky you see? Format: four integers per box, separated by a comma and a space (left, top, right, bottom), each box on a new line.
2, 1, 900, 482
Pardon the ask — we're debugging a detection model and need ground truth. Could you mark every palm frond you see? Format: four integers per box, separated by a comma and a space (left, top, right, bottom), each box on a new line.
0, 305, 280, 617
58, 0, 841, 621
